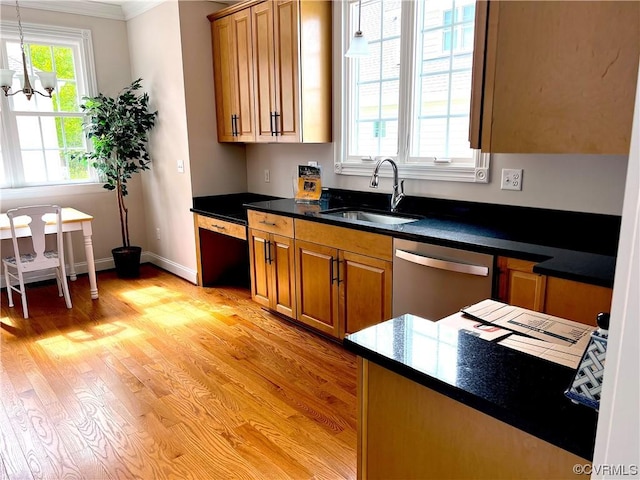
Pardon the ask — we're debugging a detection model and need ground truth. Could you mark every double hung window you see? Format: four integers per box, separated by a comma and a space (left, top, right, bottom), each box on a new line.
0, 22, 97, 189
339, 0, 489, 182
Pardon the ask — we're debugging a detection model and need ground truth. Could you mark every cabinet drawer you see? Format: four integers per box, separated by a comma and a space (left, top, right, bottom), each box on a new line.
197, 214, 246, 240
295, 219, 392, 261
247, 210, 294, 237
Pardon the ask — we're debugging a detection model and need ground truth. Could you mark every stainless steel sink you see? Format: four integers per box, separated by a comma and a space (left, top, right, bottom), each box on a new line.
321, 209, 419, 225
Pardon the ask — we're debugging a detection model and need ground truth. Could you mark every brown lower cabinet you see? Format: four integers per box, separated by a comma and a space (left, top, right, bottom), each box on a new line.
247, 214, 393, 340
294, 220, 393, 339
497, 257, 613, 326
294, 238, 392, 338
248, 211, 296, 319
246, 211, 612, 336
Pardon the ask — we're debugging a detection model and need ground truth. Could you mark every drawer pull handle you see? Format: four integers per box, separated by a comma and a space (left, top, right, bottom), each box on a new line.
213, 225, 226, 230
259, 220, 277, 226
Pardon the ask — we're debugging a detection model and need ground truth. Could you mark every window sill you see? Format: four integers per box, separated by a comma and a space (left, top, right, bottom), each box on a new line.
1, 182, 107, 201
334, 156, 490, 183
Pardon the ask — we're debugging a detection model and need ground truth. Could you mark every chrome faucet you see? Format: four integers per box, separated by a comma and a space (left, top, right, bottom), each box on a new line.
370, 157, 405, 212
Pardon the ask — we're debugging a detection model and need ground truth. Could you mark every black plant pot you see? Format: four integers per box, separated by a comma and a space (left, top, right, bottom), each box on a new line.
112, 246, 142, 278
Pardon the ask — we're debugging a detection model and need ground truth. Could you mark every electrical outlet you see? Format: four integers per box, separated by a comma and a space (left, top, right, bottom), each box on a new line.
156, 228, 160, 240
177, 159, 184, 173
501, 168, 523, 191
264, 169, 270, 183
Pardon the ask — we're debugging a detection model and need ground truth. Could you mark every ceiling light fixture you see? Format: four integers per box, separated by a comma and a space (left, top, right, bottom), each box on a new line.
0, 0, 56, 100
345, 0, 370, 58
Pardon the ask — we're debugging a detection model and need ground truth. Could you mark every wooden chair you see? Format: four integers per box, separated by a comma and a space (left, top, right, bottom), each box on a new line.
2, 205, 72, 318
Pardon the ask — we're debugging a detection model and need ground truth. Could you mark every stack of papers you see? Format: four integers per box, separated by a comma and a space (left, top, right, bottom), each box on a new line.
444, 299, 595, 369
438, 311, 513, 342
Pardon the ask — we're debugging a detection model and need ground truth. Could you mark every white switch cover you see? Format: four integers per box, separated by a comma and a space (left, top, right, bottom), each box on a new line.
177, 159, 185, 173
264, 169, 270, 183
501, 168, 523, 191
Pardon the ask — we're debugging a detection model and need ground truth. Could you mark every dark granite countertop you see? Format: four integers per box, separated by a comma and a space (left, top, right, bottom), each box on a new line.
344, 315, 598, 460
191, 193, 282, 224
243, 189, 619, 287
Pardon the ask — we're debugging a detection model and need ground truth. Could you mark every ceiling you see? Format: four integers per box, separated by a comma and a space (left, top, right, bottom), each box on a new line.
1, 0, 236, 21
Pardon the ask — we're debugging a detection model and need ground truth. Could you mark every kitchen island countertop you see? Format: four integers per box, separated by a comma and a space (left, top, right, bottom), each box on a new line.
344, 314, 598, 461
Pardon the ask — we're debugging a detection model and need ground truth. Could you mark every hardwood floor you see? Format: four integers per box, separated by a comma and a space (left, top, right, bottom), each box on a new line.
0, 265, 357, 479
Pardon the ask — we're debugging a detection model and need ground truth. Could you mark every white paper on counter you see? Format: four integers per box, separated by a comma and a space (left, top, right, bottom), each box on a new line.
461, 299, 593, 349
438, 311, 513, 342
498, 334, 584, 369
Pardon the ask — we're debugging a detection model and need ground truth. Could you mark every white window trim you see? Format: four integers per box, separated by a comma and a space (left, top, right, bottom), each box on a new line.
333, 0, 490, 184
0, 182, 107, 201
0, 21, 98, 190
0, 21, 97, 96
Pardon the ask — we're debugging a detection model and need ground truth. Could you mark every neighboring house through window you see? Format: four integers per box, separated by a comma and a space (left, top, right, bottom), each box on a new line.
0, 21, 97, 189
339, 0, 489, 182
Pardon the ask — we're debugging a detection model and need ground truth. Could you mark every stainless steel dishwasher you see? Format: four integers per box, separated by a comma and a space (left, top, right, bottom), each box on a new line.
393, 239, 494, 320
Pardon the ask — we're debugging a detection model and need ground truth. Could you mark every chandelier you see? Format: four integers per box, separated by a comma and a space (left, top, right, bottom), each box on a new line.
0, 0, 56, 100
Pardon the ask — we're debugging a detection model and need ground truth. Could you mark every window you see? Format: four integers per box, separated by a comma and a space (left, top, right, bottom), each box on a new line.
338, 0, 489, 183
0, 22, 97, 189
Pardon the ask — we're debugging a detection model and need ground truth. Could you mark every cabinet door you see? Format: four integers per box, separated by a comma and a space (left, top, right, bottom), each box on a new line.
497, 258, 546, 312
473, 1, 640, 154
505, 270, 547, 312
545, 277, 612, 327
272, 0, 300, 142
212, 15, 237, 142
231, 8, 256, 142
295, 239, 340, 337
248, 228, 271, 308
212, 10, 256, 142
252, 1, 278, 141
497, 257, 613, 326
270, 234, 296, 318
340, 251, 392, 336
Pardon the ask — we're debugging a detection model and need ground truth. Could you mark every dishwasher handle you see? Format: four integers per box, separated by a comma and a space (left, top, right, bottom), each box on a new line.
395, 248, 489, 277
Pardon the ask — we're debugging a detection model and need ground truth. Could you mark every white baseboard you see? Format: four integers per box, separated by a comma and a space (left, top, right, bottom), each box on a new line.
0, 251, 197, 288
144, 251, 198, 285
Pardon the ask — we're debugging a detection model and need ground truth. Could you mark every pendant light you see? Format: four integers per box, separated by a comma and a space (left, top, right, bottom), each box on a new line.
345, 0, 370, 58
0, 0, 56, 101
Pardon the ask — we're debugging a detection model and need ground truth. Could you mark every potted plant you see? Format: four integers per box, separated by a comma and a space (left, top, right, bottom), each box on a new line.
78, 78, 158, 278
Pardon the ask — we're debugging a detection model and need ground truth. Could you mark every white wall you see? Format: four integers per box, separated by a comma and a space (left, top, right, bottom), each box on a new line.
1, 1, 249, 285
245, 0, 629, 217
593, 60, 640, 475
126, 1, 197, 282
0, 5, 146, 272
178, 1, 248, 197
246, 145, 628, 216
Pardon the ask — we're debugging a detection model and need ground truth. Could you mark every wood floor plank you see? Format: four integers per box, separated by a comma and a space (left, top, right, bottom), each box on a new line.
69, 446, 113, 480
18, 389, 83, 479
1, 265, 357, 479
0, 396, 34, 480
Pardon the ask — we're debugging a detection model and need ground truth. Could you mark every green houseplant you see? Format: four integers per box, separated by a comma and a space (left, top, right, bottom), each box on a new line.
79, 78, 158, 278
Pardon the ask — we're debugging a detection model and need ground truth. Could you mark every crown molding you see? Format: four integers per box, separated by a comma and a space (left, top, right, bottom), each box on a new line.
0, 0, 167, 21
120, 1, 165, 21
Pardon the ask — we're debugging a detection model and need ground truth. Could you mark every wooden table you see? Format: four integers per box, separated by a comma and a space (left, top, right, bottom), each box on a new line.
0, 207, 98, 299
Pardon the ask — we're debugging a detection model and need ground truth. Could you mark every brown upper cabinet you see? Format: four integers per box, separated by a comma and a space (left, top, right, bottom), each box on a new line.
211, 9, 256, 142
209, 0, 332, 144
470, 1, 640, 154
